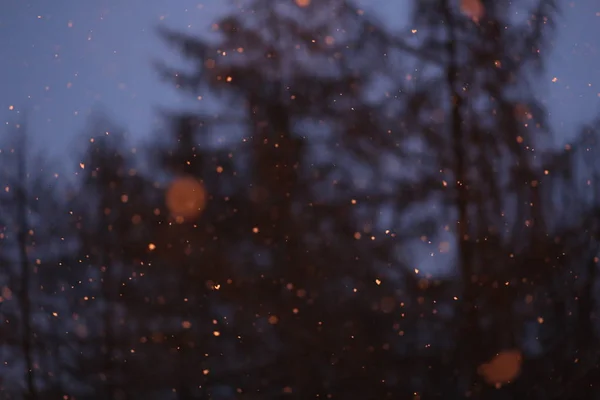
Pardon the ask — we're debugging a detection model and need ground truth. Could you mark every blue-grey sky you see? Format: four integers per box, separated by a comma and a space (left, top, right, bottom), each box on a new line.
1, 0, 598, 156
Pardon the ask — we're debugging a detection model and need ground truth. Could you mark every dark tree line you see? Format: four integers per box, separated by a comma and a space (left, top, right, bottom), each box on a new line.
2, 0, 600, 399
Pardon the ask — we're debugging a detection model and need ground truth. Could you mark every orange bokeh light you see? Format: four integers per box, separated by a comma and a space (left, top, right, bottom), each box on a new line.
460, 0, 484, 22
478, 349, 522, 386
165, 176, 207, 219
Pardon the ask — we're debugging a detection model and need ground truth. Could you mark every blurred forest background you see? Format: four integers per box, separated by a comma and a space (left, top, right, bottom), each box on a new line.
3, 0, 600, 399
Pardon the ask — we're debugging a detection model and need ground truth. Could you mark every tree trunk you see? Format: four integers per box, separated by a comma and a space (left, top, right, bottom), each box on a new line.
442, 1, 482, 394
16, 127, 38, 400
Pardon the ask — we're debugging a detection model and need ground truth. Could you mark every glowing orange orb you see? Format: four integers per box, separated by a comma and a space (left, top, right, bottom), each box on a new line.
460, 0, 484, 22
295, 0, 311, 7
165, 176, 207, 219
478, 349, 522, 386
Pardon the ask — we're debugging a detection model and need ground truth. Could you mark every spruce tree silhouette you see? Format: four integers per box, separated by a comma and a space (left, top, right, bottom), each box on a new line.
399, 0, 558, 396
73, 115, 162, 399
522, 121, 600, 400
152, 0, 430, 398
0, 118, 39, 400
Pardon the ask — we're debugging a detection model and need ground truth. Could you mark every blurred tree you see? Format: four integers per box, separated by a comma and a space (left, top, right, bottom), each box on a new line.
398, 0, 558, 396
13, 119, 38, 400
0, 116, 80, 398
71, 114, 167, 399
73, 119, 128, 399
0, 118, 40, 400
153, 0, 427, 398
523, 121, 600, 399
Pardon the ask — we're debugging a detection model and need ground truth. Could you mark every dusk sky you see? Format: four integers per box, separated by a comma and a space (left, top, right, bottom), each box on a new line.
1, 0, 599, 158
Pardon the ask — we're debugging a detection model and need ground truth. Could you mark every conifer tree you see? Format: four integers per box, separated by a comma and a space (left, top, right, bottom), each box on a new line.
153, 0, 424, 397
72, 115, 165, 399
397, 0, 558, 395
